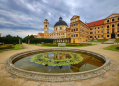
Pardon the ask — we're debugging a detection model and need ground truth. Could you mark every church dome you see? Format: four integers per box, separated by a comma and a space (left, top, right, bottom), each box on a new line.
54, 17, 68, 27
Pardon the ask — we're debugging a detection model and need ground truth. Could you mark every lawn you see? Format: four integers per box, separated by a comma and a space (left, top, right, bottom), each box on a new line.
88, 39, 108, 43
114, 39, 119, 43
29, 44, 96, 47
104, 45, 119, 51
0, 44, 23, 51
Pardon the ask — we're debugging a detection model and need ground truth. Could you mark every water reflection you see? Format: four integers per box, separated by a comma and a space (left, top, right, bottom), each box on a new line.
14, 52, 105, 73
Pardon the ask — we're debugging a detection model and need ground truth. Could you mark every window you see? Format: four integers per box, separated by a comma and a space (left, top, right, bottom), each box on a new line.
98, 27, 100, 29
101, 35, 103, 38
101, 26, 103, 28
90, 36, 92, 38
71, 35, 73, 37
95, 32, 96, 34
74, 29, 75, 31
45, 25, 47, 27
98, 35, 99, 38
60, 27, 62, 30
95, 36, 96, 38
90, 32, 93, 34
90, 28, 93, 30
107, 25, 109, 28
95, 28, 96, 29
107, 20, 109, 23
118, 17, 119, 20
72, 29, 73, 32
107, 29, 109, 33
118, 34, 119, 37
74, 24, 75, 26
98, 31, 100, 33
76, 28, 78, 31
76, 23, 78, 25
107, 35, 109, 37
74, 34, 75, 37
117, 24, 119, 26
56, 28, 57, 30
102, 31, 103, 33
112, 24, 115, 27
112, 18, 115, 22
76, 34, 78, 37
118, 28, 119, 32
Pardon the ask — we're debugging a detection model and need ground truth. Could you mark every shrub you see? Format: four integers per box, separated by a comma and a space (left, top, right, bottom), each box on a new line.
0, 45, 14, 49
13, 43, 16, 45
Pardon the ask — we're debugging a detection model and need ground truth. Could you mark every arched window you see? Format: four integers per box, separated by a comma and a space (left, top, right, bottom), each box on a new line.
112, 18, 115, 22
107, 20, 109, 23
107, 25, 109, 28
112, 24, 115, 27
117, 24, 119, 26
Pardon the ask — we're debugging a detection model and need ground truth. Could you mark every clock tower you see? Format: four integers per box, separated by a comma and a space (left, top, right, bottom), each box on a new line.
44, 19, 49, 38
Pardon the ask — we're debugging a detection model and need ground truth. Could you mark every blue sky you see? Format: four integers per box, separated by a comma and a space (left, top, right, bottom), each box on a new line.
0, 0, 119, 38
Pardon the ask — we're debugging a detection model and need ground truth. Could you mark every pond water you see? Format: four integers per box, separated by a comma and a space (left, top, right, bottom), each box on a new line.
14, 51, 105, 73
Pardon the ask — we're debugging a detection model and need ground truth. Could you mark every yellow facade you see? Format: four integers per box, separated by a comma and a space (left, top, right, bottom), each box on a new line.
43, 13, 119, 43
89, 13, 119, 39
44, 19, 49, 38
49, 25, 68, 38
70, 15, 89, 43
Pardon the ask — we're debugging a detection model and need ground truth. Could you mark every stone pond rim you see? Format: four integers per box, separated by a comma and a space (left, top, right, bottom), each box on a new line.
5, 48, 112, 81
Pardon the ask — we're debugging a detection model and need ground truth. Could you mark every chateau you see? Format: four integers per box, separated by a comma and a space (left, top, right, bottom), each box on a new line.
36, 13, 119, 43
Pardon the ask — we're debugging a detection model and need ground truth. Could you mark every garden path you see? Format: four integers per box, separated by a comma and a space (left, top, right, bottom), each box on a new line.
0, 43, 119, 86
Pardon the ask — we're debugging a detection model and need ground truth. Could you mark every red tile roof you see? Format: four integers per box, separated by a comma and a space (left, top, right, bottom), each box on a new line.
87, 19, 104, 27
39, 33, 44, 36
66, 27, 71, 30
33, 35, 37, 37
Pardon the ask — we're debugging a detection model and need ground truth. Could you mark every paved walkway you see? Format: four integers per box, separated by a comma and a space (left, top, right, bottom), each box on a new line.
104, 38, 116, 44
0, 43, 119, 86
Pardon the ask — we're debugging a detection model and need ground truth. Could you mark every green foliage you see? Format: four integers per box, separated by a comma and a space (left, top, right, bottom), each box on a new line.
0, 34, 22, 44
0, 45, 14, 49
114, 39, 119, 43
117, 44, 119, 49
13, 43, 16, 45
104, 45, 119, 51
30, 51, 83, 66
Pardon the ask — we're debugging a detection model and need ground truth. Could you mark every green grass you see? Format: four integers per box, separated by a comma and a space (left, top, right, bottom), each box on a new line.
0, 44, 24, 51
88, 39, 108, 42
30, 44, 96, 47
104, 45, 119, 51
114, 39, 119, 43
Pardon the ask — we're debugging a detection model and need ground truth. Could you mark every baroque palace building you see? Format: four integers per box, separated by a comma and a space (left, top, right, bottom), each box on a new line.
36, 13, 119, 43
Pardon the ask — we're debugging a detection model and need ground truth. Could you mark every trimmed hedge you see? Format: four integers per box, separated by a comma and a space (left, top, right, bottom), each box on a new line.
117, 44, 119, 49
0, 45, 14, 49
0, 37, 22, 44
25, 38, 54, 44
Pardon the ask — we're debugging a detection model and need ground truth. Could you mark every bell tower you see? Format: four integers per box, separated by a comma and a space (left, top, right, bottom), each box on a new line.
44, 19, 49, 38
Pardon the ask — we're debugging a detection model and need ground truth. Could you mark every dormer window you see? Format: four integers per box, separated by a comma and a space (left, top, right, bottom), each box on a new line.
112, 18, 115, 22
107, 20, 109, 23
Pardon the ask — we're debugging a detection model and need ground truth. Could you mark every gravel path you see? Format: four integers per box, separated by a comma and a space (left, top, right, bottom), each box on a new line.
0, 43, 119, 86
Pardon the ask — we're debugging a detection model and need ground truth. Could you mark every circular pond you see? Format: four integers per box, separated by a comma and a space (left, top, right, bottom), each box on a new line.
6, 48, 112, 81
14, 51, 105, 73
